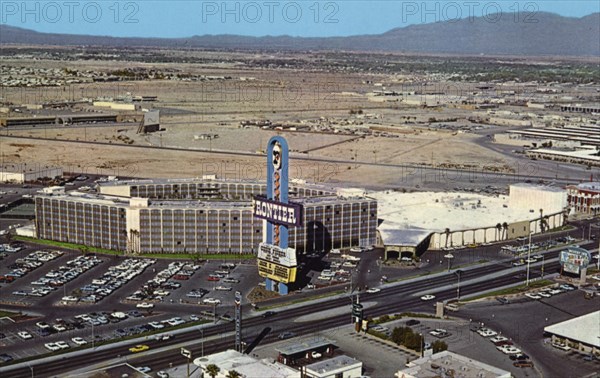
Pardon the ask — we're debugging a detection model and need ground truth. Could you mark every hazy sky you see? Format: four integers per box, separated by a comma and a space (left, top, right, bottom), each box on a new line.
1, 1, 598, 37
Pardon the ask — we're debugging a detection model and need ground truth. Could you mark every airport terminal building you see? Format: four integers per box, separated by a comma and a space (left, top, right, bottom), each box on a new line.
34, 178, 378, 255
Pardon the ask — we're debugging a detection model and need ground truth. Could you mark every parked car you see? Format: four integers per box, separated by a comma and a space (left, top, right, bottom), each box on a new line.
18, 331, 33, 340
72, 337, 87, 346
44, 342, 60, 351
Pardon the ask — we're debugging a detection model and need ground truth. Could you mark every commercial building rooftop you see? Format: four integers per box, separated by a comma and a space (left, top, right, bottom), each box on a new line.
543, 311, 600, 348
370, 190, 560, 234
193, 349, 299, 378
304, 355, 361, 375
397, 351, 511, 378
275, 336, 336, 356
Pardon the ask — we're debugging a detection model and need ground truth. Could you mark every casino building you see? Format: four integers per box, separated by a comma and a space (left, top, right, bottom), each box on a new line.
34, 177, 378, 255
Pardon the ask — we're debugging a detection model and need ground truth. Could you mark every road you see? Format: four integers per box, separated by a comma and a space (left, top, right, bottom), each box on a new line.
1, 238, 597, 377
0, 134, 592, 191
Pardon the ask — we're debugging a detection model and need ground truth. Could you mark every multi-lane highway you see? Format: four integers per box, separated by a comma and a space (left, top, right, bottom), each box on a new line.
2, 239, 596, 378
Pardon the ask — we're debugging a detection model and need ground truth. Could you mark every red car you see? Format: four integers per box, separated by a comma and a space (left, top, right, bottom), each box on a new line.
207, 276, 220, 281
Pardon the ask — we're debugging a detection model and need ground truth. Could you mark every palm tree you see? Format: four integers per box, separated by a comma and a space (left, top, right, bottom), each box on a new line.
496, 223, 502, 241
206, 364, 220, 378
226, 370, 242, 378
502, 222, 509, 240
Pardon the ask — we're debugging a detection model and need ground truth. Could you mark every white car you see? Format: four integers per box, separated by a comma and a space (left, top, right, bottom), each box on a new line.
420, 294, 436, 301
203, 298, 221, 305
311, 351, 322, 359
71, 337, 87, 346
498, 345, 522, 355
136, 302, 155, 309
490, 335, 508, 343
215, 286, 232, 291
525, 293, 542, 300
148, 321, 165, 329
55, 341, 70, 349
477, 328, 498, 337
18, 331, 33, 340
136, 366, 152, 373
552, 342, 571, 351
538, 292, 551, 298
44, 342, 60, 351
366, 288, 381, 294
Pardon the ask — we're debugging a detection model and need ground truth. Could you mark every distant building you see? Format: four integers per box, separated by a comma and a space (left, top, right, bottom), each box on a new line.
396, 350, 511, 378
567, 182, 600, 215
508, 183, 567, 217
0, 164, 62, 184
193, 349, 300, 378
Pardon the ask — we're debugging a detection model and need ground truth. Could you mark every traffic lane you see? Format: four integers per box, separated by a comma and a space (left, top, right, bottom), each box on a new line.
457, 291, 600, 378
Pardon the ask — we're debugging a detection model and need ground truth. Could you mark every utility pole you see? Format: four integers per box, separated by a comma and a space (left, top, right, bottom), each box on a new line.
526, 231, 532, 286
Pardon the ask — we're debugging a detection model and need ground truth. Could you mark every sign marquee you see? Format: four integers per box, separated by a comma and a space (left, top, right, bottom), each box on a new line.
254, 136, 301, 292
252, 196, 303, 227
559, 246, 591, 274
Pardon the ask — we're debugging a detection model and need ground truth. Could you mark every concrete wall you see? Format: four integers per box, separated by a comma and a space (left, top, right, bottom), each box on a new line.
429, 211, 564, 250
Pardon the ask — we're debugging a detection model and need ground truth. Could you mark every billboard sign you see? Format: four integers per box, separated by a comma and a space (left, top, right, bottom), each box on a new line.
257, 260, 297, 284
252, 196, 303, 227
559, 246, 591, 274
144, 110, 160, 126
257, 243, 297, 267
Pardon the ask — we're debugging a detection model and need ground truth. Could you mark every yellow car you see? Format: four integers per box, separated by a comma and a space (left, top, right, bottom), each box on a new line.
129, 344, 150, 353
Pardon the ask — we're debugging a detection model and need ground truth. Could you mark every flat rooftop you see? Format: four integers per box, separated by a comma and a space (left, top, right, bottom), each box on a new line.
97, 177, 338, 193
275, 336, 336, 356
371, 190, 560, 234
193, 349, 298, 378
544, 311, 600, 348
398, 351, 511, 378
35, 191, 370, 209
305, 355, 361, 374
573, 182, 600, 193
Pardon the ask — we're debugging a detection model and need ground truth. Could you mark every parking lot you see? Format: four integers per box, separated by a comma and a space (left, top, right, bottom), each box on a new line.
0, 230, 263, 364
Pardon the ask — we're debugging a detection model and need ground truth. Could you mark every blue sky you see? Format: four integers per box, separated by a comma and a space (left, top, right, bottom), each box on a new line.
1, 1, 598, 37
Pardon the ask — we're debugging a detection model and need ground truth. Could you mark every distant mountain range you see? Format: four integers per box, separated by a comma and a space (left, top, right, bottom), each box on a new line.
1, 12, 599, 56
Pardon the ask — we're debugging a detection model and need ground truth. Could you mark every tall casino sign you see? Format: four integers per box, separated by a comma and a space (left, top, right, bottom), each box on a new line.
252, 136, 302, 295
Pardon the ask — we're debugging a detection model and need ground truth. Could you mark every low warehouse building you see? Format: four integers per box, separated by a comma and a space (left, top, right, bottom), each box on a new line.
0, 164, 63, 183
543, 311, 600, 355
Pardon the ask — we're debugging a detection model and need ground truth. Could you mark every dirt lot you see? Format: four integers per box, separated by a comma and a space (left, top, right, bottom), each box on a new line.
0, 54, 516, 188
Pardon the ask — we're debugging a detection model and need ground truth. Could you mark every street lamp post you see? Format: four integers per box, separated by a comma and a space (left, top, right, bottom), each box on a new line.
526, 231, 533, 286
28, 364, 33, 378
444, 253, 454, 272
419, 333, 424, 358
455, 270, 462, 301
200, 327, 204, 357
541, 255, 545, 278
